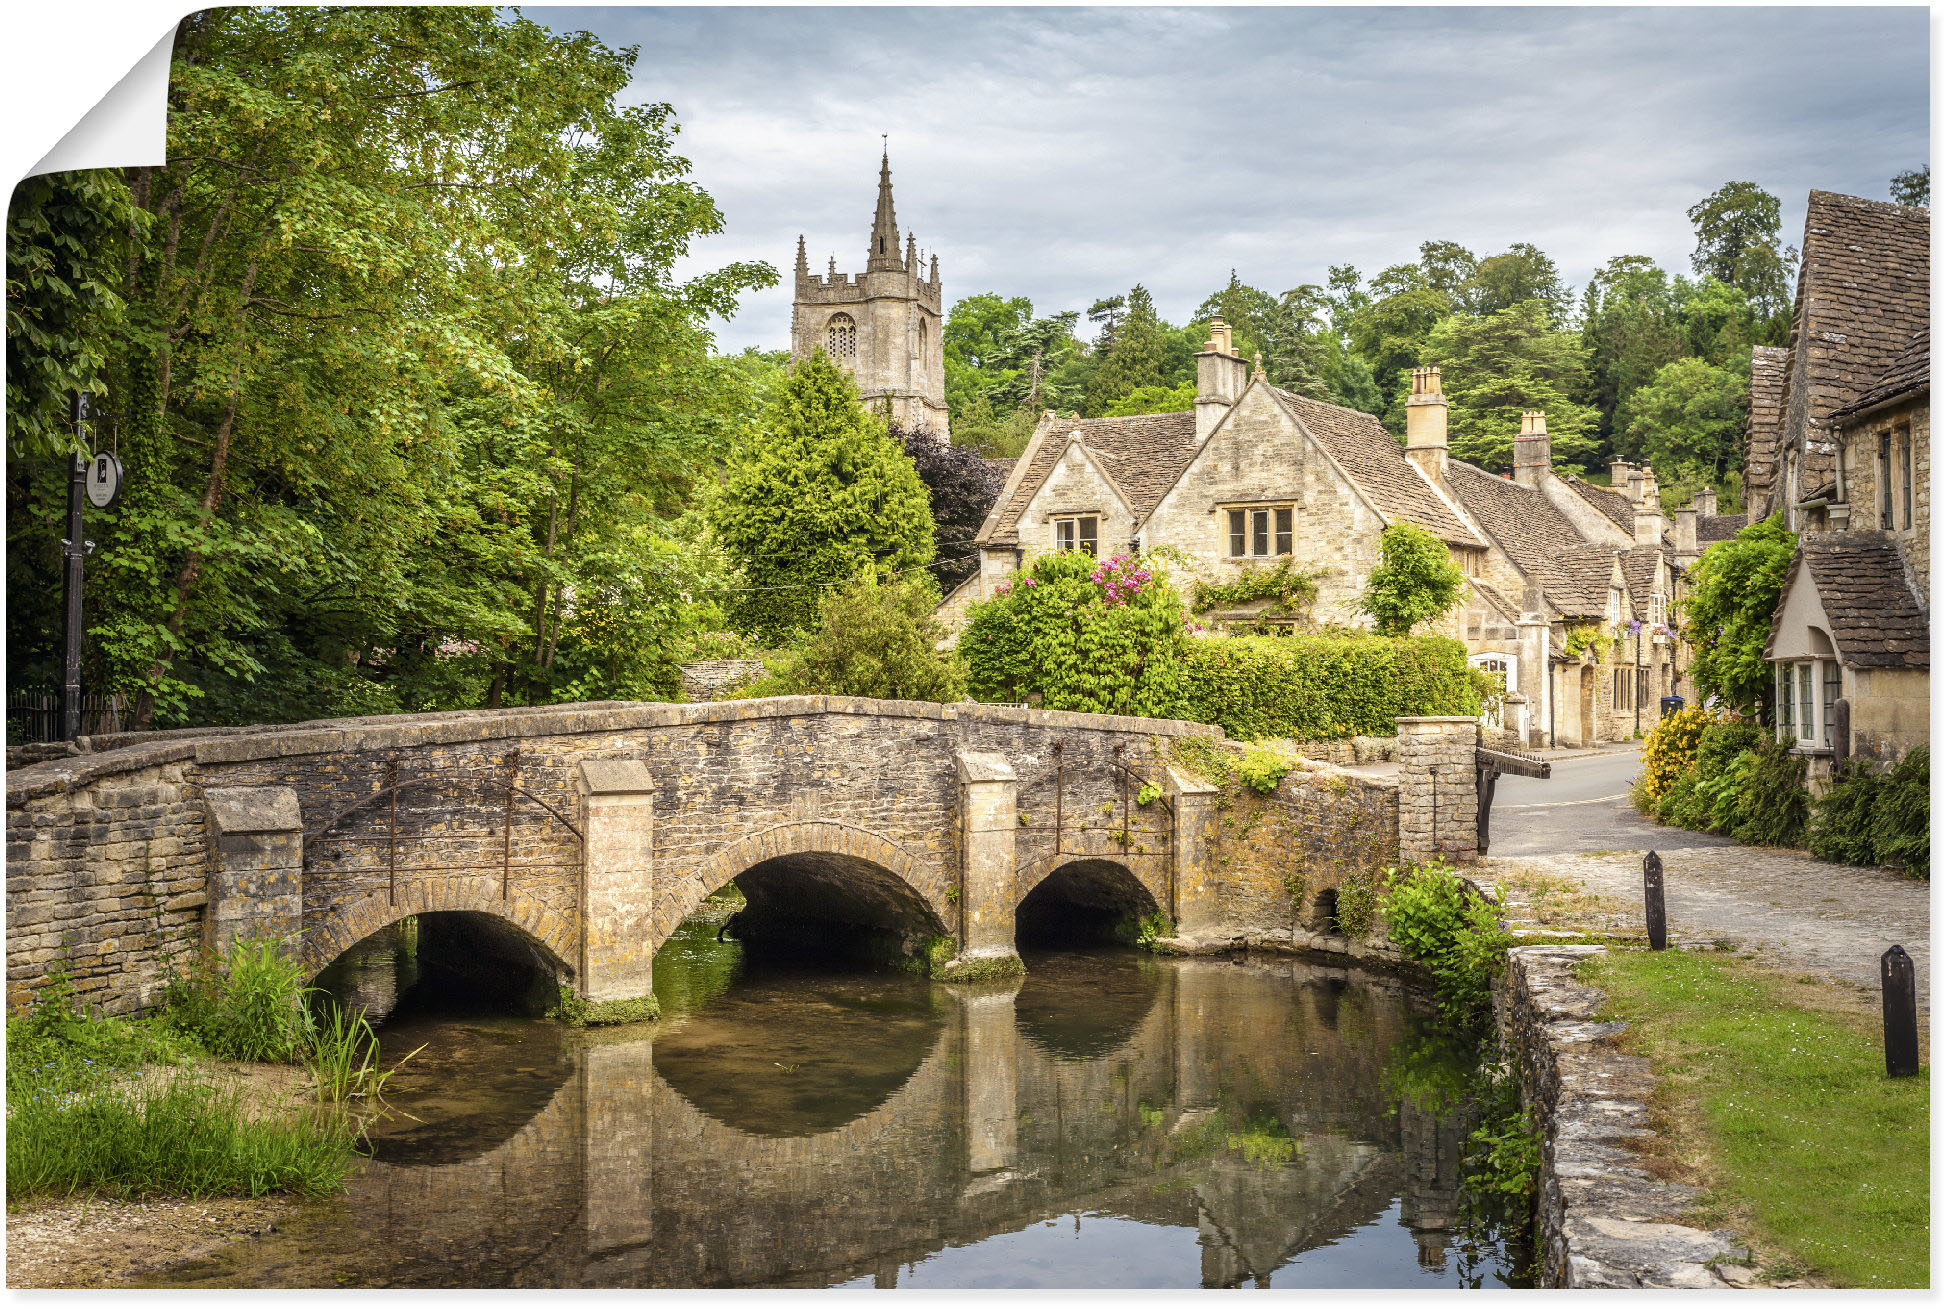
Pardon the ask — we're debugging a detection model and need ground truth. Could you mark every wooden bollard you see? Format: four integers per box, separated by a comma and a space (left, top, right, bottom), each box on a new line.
1881, 945, 1919, 1078
1643, 850, 1667, 951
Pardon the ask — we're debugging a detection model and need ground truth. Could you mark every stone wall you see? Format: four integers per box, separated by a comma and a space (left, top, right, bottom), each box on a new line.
1396, 717, 1479, 864
1496, 945, 1746, 1288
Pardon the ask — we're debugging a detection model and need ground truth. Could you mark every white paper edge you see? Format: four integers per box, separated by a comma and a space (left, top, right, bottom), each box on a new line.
29, 28, 176, 179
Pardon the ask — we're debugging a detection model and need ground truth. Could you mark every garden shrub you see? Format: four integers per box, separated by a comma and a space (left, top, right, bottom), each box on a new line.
960, 550, 1186, 717
1697, 747, 1758, 833
1380, 861, 1512, 1026
1728, 735, 1809, 848
1176, 631, 1477, 741
742, 572, 966, 703
1235, 743, 1296, 794
1868, 746, 1929, 878
1808, 759, 1885, 867
1694, 719, 1763, 779
162, 938, 315, 1064
1361, 521, 1466, 636
1636, 705, 1721, 805
1333, 871, 1382, 940
1654, 772, 1703, 828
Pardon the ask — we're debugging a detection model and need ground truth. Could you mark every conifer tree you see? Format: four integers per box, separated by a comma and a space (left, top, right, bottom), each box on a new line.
713, 351, 936, 642
1086, 284, 1167, 414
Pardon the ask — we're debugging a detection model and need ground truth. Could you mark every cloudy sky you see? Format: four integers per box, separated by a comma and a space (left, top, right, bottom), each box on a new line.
537, 6, 1929, 353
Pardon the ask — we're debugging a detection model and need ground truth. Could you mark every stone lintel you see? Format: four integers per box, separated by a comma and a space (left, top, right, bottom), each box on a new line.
578, 759, 656, 796
204, 786, 302, 835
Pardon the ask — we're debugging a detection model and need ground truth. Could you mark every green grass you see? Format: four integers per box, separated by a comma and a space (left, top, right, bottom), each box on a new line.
1583, 950, 1929, 1288
8, 1079, 359, 1201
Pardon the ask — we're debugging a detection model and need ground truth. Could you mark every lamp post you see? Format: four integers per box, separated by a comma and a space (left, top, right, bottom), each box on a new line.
59, 396, 90, 740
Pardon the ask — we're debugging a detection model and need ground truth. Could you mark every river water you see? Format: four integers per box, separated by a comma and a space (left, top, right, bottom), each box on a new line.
144, 909, 1524, 1288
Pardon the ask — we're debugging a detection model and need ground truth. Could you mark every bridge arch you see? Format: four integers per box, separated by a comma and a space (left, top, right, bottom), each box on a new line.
1014, 857, 1164, 949
663, 821, 951, 963
301, 877, 578, 984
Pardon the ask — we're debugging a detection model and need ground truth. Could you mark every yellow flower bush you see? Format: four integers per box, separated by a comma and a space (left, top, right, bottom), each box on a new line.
1638, 705, 1723, 803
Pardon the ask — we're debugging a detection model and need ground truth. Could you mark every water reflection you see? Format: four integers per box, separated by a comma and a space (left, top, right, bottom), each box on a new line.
148, 923, 1517, 1288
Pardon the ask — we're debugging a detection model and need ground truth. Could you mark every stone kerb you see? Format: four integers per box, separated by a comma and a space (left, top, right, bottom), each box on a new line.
1396, 716, 1479, 864
204, 786, 304, 953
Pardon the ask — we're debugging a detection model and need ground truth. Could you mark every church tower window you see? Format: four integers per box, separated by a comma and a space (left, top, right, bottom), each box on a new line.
826, 313, 856, 359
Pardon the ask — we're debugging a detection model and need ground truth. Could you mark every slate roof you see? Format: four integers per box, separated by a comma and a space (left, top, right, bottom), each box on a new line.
1770, 531, 1929, 669
1697, 513, 1748, 543
1555, 474, 1635, 534
1833, 326, 1929, 422
1552, 547, 1623, 619
1618, 547, 1664, 619
1744, 346, 1789, 512
1267, 387, 1482, 547
984, 411, 1199, 541
1782, 192, 1930, 489
1442, 461, 1604, 615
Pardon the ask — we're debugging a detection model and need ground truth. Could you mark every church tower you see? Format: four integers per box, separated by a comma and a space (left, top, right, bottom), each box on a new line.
792, 148, 949, 436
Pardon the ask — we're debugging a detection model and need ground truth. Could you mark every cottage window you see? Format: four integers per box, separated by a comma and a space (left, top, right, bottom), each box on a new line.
1612, 667, 1633, 712
1897, 422, 1913, 529
1823, 660, 1842, 745
1776, 657, 1839, 749
1054, 516, 1098, 557
826, 313, 857, 359
1648, 592, 1666, 627
1226, 506, 1294, 558
1879, 432, 1894, 529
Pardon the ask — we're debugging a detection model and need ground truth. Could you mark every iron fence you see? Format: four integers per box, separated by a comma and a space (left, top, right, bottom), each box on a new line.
6, 687, 129, 744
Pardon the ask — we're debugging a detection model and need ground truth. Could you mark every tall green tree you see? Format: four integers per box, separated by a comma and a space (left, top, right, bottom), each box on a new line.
1195, 270, 1277, 346
1578, 255, 1685, 450
1348, 264, 1454, 428
1891, 167, 1929, 208
1086, 284, 1168, 414
1469, 242, 1570, 323
712, 351, 935, 643
8, 8, 771, 727
1687, 182, 1796, 331
1681, 514, 1796, 719
1420, 300, 1598, 470
1615, 356, 1749, 480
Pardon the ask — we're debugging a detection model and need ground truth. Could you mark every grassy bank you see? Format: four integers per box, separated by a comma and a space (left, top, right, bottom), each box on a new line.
1582, 949, 1928, 1288
7, 945, 388, 1205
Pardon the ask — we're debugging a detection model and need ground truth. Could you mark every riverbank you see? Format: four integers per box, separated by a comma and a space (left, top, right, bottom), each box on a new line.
6, 1060, 318, 1288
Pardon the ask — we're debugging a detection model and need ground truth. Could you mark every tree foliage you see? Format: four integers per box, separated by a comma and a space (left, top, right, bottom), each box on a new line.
1890, 167, 1929, 209
1420, 301, 1597, 469
712, 351, 935, 643
1616, 356, 1749, 481
1360, 522, 1465, 636
893, 423, 1004, 591
1680, 514, 1797, 717
750, 573, 966, 703
1687, 181, 1796, 328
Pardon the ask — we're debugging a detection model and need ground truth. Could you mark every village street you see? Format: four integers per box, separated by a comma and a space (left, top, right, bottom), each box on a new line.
1485, 743, 1930, 999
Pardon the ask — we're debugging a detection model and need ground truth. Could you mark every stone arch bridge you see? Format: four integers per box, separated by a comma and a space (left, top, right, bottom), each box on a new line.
5, 698, 1479, 1017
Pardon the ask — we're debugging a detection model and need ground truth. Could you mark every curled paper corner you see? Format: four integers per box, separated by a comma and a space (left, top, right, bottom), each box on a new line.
30, 28, 174, 179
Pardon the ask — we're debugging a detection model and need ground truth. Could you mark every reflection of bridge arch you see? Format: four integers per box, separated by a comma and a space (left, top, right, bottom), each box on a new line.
301, 878, 577, 981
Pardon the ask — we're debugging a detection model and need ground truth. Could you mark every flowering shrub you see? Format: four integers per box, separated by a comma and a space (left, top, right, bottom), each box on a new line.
1636, 705, 1722, 804
960, 550, 1187, 717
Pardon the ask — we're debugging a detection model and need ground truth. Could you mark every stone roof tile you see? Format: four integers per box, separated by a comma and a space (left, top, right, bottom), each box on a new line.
1785, 531, 1929, 669
1267, 387, 1482, 547
986, 411, 1200, 540
1833, 326, 1929, 421
1697, 513, 1748, 543
1442, 461, 1605, 615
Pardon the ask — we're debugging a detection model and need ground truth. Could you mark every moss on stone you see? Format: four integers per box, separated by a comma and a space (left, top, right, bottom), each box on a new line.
550, 988, 660, 1027
931, 952, 1025, 982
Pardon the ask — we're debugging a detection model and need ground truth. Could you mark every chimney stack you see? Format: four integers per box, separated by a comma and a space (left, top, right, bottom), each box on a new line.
1194, 316, 1249, 439
1673, 506, 1699, 556
1694, 485, 1718, 517
1633, 468, 1664, 545
1609, 459, 1634, 492
1404, 367, 1449, 484
1512, 410, 1551, 488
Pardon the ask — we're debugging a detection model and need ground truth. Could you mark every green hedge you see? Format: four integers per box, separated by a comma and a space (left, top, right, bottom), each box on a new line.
1177, 633, 1480, 741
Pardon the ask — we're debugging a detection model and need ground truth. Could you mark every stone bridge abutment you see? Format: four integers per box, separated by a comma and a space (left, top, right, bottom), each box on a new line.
6, 697, 1479, 1017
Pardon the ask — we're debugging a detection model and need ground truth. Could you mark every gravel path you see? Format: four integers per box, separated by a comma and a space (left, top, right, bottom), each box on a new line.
1484, 844, 1930, 1001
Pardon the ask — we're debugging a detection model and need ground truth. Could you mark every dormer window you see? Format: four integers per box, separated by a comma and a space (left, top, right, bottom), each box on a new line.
1227, 506, 1293, 558
826, 313, 857, 359
1055, 516, 1098, 557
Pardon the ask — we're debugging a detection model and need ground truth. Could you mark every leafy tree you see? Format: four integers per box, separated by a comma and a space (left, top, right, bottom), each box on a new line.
951, 395, 1037, 458
752, 573, 966, 703
1420, 300, 1598, 470
8, 8, 771, 727
1195, 270, 1277, 346
1102, 381, 1196, 416
1086, 284, 1169, 415
6, 170, 144, 462
1469, 242, 1570, 323
894, 423, 1005, 590
1360, 522, 1465, 636
1674, 275, 1761, 367
712, 351, 935, 643
1416, 241, 1478, 309
959, 551, 1185, 716
1086, 295, 1127, 354
984, 311, 1082, 413
1348, 264, 1454, 427
1890, 166, 1929, 208
942, 292, 1032, 412
1615, 356, 1748, 479
1578, 256, 1684, 450
1687, 181, 1796, 329
1681, 514, 1796, 719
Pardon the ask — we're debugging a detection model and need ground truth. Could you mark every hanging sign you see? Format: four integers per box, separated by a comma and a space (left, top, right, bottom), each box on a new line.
85, 452, 123, 509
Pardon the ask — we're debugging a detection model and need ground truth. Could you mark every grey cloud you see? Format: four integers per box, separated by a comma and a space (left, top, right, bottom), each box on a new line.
538, 6, 1928, 351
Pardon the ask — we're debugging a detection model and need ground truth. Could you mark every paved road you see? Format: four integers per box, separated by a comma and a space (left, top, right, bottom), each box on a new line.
1481, 742, 1926, 1000
1487, 744, 1737, 858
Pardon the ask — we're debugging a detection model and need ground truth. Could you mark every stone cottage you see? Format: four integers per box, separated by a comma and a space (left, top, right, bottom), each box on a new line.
943, 322, 1691, 747
1749, 191, 1930, 771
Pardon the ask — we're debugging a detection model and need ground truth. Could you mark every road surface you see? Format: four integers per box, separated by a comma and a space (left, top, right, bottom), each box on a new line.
1486, 743, 1737, 858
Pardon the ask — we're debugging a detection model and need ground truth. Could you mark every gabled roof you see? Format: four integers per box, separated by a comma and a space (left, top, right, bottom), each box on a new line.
1618, 547, 1665, 619
1697, 513, 1748, 543
1551, 547, 1624, 619
1788, 191, 1930, 430
1744, 345, 1789, 506
1767, 531, 1928, 669
1442, 461, 1602, 615
1560, 474, 1637, 534
1833, 326, 1929, 422
1265, 386, 1482, 547
982, 411, 1199, 542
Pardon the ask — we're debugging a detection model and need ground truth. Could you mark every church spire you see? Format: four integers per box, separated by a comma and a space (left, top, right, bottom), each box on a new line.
867, 141, 903, 272
795, 234, 808, 281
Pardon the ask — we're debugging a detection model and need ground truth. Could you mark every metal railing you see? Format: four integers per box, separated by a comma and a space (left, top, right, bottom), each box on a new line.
5, 687, 128, 744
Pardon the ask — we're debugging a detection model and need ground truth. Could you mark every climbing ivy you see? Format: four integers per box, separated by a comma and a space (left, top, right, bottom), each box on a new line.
1190, 559, 1322, 621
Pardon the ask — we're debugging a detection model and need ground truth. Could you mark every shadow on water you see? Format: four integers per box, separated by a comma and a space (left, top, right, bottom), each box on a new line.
150, 897, 1530, 1289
